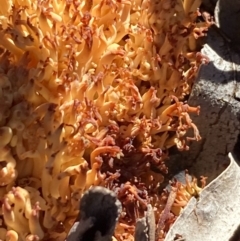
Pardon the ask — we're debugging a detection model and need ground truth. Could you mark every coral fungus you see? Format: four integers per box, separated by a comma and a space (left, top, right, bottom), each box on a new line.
170, 173, 207, 216
0, 0, 211, 240
154, 173, 207, 240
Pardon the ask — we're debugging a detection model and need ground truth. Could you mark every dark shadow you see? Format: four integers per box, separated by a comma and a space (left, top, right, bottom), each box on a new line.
201, 0, 218, 13
233, 134, 240, 163
216, 0, 240, 47
229, 224, 240, 241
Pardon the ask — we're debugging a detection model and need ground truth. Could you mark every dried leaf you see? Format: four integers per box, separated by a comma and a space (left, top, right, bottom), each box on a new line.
165, 153, 240, 241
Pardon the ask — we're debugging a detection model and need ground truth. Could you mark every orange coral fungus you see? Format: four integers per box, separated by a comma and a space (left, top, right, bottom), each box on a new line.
170, 173, 207, 216
153, 173, 207, 240
0, 0, 211, 240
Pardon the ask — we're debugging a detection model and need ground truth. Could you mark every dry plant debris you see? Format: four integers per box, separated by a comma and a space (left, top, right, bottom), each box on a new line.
0, 0, 212, 240
164, 153, 240, 241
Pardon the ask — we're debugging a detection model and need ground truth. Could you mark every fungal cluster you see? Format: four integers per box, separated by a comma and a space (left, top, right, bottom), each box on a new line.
0, 0, 211, 240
